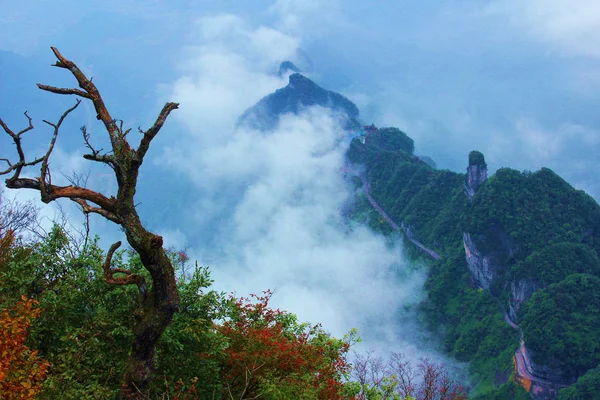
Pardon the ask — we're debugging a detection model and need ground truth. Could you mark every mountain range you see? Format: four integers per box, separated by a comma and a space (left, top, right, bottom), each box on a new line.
241, 67, 600, 400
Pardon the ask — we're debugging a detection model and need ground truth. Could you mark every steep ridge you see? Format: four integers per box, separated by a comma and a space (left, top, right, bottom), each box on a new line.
240, 72, 600, 399
359, 174, 440, 260
350, 135, 600, 398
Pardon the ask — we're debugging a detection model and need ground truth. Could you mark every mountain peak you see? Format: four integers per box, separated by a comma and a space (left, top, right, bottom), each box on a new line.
288, 72, 313, 87
238, 73, 360, 131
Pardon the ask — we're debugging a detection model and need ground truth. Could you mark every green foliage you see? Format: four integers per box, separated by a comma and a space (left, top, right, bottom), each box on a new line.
365, 127, 415, 155
468, 151, 486, 168
520, 274, 600, 374
512, 242, 600, 285
0, 224, 224, 398
345, 132, 600, 393
466, 167, 600, 258
471, 381, 529, 400
0, 222, 360, 398
558, 364, 600, 400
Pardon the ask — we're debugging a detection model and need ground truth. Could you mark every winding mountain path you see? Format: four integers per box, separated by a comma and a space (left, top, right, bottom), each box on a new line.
359, 174, 440, 261
504, 311, 568, 396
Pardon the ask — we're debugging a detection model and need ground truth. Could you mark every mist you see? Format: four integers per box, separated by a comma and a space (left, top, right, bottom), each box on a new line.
156, 14, 459, 368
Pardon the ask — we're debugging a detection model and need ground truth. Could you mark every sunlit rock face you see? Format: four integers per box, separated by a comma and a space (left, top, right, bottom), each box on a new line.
238, 73, 360, 131
464, 150, 487, 200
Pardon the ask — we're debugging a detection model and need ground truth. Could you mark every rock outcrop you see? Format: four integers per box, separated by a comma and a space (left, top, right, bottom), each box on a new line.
509, 278, 541, 323
525, 347, 581, 384
464, 150, 487, 200
463, 232, 505, 291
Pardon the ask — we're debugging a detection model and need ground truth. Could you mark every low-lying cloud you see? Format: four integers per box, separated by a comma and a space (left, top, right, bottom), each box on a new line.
161, 13, 451, 362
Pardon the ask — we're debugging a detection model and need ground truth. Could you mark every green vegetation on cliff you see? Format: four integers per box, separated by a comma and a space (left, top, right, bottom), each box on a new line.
468, 151, 486, 168
346, 124, 600, 396
512, 242, 600, 285
466, 167, 600, 259
520, 274, 600, 376
559, 364, 600, 400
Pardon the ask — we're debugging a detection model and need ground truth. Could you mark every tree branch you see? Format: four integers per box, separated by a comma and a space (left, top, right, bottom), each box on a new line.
36, 84, 92, 99
103, 241, 147, 295
72, 198, 121, 224
0, 112, 40, 180
39, 100, 81, 194
40, 46, 122, 149
137, 102, 179, 160
81, 125, 115, 166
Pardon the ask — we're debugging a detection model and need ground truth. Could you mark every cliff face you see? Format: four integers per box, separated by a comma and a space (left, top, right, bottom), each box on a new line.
525, 347, 580, 384
509, 278, 541, 323
459, 152, 596, 396
463, 232, 500, 291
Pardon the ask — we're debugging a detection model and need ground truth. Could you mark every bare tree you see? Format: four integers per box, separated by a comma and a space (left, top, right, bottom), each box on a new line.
0, 189, 39, 238
351, 351, 468, 400
0, 47, 180, 398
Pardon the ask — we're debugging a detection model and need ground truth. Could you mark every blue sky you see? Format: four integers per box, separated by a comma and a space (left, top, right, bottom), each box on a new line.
1, 0, 599, 360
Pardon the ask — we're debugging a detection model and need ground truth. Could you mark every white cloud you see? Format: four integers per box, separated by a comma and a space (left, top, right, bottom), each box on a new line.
161, 13, 450, 360
168, 14, 297, 145
191, 107, 430, 351
488, 0, 600, 57
268, 0, 343, 36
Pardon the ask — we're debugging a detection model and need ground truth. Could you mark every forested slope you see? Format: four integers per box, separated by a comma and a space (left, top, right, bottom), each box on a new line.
346, 126, 600, 399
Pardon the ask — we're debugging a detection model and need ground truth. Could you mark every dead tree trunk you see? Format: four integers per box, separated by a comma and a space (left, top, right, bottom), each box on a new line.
0, 47, 180, 398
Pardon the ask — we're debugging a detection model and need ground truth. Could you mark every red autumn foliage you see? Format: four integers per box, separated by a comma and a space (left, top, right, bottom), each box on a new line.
208, 290, 350, 399
0, 295, 50, 399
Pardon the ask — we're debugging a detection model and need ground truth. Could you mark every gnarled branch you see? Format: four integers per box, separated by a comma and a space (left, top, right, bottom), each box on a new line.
103, 241, 147, 296
36, 84, 92, 99
72, 198, 121, 224
81, 125, 115, 167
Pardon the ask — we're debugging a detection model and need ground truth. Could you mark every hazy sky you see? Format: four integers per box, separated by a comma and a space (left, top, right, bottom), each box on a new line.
2, 0, 599, 195
1, 0, 599, 364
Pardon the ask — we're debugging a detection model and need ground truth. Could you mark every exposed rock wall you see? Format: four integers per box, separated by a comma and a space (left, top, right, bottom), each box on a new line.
463, 232, 499, 291
526, 348, 580, 384
464, 150, 487, 200
509, 278, 541, 323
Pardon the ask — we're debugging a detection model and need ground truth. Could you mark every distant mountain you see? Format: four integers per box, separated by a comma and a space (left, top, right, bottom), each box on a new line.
237, 73, 360, 131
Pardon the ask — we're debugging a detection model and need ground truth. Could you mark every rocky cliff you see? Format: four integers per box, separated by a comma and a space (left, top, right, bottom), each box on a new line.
525, 347, 580, 384
464, 150, 487, 200
509, 278, 541, 323
463, 232, 499, 291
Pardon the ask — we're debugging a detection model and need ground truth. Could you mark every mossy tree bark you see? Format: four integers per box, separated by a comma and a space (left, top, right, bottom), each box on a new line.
0, 47, 180, 398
